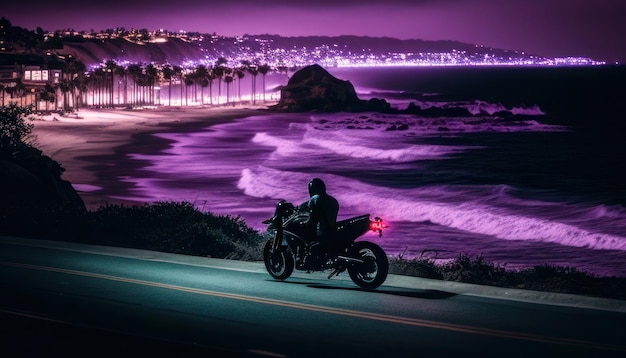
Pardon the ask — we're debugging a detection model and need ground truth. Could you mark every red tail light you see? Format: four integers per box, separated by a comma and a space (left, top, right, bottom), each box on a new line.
370, 217, 386, 237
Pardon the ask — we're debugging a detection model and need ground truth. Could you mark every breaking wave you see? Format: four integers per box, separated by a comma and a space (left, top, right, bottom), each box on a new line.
238, 166, 626, 251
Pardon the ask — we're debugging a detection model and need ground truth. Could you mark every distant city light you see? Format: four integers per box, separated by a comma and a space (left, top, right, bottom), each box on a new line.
44, 28, 608, 69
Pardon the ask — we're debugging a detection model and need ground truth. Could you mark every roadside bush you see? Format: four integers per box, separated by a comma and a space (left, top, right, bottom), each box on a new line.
514, 265, 598, 295
81, 201, 265, 260
388, 253, 626, 300
388, 256, 443, 280
0, 201, 265, 261
441, 252, 513, 286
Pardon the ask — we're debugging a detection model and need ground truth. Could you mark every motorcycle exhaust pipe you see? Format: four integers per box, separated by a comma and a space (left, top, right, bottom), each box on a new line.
337, 255, 365, 264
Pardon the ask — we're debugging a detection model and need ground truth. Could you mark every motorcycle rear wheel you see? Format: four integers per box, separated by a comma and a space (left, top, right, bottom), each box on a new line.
263, 240, 294, 280
347, 241, 389, 290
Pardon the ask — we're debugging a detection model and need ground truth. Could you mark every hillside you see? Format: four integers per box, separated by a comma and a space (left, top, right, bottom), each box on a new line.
55, 34, 541, 68
60, 37, 205, 66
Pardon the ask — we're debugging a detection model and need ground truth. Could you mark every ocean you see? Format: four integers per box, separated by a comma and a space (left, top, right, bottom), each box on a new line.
115, 65, 626, 277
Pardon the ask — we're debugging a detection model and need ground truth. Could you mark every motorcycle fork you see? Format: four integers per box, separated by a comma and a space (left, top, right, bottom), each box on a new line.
272, 217, 284, 251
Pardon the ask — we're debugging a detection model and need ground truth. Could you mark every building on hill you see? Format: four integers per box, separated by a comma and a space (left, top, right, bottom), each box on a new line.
0, 64, 62, 110
23, 66, 62, 85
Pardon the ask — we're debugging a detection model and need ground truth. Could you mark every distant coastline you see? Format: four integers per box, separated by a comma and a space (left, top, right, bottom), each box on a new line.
1, 16, 607, 71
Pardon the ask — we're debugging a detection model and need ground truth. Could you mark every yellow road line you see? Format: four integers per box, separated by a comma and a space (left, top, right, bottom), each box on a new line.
2, 261, 624, 352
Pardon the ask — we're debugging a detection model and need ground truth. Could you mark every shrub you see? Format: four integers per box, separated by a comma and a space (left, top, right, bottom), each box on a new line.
441, 252, 513, 286
388, 253, 626, 300
388, 256, 443, 280
0, 201, 266, 261
80, 201, 265, 260
514, 265, 598, 295
0, 104, 35, 154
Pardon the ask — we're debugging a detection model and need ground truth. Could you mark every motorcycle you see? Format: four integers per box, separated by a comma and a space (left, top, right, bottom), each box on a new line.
262, 200, 389, 290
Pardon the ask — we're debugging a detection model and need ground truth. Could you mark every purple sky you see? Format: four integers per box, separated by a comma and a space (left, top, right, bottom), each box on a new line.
3, 0, 626, 63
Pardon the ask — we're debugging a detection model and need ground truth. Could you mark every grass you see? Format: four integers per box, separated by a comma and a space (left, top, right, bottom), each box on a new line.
2, 200, 624, 301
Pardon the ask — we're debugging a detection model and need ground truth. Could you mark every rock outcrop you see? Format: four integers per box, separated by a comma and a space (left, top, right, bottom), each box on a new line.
272, 64, 393, 113
272, 64, 544, 124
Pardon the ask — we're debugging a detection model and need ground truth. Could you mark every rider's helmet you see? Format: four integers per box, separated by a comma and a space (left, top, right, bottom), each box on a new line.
308, 178, 326, 197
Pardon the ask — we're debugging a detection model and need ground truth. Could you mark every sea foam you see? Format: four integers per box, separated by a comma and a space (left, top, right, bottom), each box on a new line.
253, 127, 465, 162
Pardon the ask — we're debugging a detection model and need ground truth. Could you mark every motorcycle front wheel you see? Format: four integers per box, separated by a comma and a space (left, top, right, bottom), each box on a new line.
347, 241, 389, 290
263, 239, 294, 280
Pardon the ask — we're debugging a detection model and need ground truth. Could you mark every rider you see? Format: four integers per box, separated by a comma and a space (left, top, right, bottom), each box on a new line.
300, 178, 340, 258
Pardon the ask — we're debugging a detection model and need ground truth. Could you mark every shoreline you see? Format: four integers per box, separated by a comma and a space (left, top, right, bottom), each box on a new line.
32, 105, 272, 210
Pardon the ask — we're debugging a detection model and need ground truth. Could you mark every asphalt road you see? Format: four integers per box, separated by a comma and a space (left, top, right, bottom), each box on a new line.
1, 236, 625, 357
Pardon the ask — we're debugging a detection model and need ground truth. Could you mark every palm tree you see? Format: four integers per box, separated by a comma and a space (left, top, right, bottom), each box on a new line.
41, 84, 56, 112
173, 65, 183, 107
79, 71, 89, 108
240, 60, 251, 103
258, 64, 271, 102
235, 67, 245, 104
194, 65, 209, 106
184, 74, 194, 107
145, 64, 158, 105
59, 78, 72, 111
213, 66, 224, 104
52, 82, 61, 110
162, 64, 173, 106
188, 71, 198, 103
85, 72, 95, 107
114, 64, 128, 106
247, 65, 259, 105
224, 72, 234, 105
206, 70, 215, 105
214, 57, 228, 103
100, 67, 109, 107
276, 65, 289, 80
127, 63, 143, 106
104, 60, 117, 107
71, 74, 88, 111
64, 57, 86, 110
86, 68, 101, 107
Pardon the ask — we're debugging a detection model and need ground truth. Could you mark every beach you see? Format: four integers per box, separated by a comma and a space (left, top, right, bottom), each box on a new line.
32, 106, 269, 210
